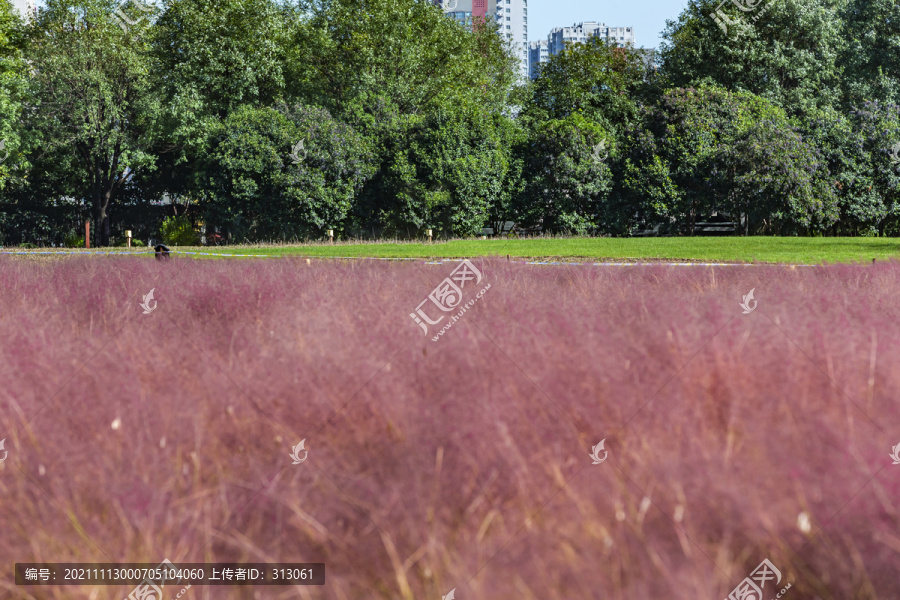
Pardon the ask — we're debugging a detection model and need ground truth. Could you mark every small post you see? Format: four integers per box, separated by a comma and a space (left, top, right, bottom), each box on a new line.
327, 229, 334, 243
426, 228, 432, 243
125, 230, 132, 248
85, 221, 90, 249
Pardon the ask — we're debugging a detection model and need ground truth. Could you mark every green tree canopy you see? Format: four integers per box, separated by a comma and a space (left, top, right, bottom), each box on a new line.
840, 0, 900, 106
524, 36, 654, 138
660, 0, 846, 117
621, 86, 836, 234
200, 103, 375, 242
24, 0, 161, 245
516, 112, 614, 234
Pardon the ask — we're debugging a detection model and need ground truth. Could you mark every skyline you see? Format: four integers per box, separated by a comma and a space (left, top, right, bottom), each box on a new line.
527, 0, 689, 47
16, 0, 692, 50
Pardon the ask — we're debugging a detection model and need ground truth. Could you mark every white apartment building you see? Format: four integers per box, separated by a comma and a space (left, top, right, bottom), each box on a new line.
11, 0, 35, 21
531, 21, 635, 79
495, 0, 528, 78
436, 0, 529, 79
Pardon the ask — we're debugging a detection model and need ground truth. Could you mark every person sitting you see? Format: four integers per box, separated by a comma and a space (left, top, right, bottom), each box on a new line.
154, 244, 171, 260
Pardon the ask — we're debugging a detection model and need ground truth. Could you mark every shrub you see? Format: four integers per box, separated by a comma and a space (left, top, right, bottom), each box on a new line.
63, 231, 84, 248
160, 215, 200, 246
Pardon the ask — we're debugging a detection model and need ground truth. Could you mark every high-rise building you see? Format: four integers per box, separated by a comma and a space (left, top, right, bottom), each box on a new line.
11, 0, 35, 21
435, 0, 529, 79
527, 39, 548, 79
529, 22, 634, 79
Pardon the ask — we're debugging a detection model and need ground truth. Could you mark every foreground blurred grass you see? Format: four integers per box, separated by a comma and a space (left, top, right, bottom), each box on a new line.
34, 237, 900, 264
1, 257, 899, 599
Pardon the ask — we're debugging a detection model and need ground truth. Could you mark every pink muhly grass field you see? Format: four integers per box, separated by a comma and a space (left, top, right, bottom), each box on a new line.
0, 255, 899, 600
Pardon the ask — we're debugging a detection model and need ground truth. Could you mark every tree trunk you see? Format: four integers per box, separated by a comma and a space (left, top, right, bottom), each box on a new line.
93, 189, 112, 246
92, 200, 101, 248
100, 211, 111, 246
91, 186, 113, 246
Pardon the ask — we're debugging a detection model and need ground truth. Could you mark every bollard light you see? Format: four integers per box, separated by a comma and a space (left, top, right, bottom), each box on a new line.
125, 230, 132, 248
426, 228, 433, 243
327, 229, 334, 243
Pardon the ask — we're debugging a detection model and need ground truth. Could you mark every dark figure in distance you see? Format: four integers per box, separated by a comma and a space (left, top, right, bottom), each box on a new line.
154, 244, 170, 260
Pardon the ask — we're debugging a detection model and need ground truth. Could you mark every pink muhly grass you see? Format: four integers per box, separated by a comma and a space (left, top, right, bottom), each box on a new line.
0, 256, 898, 599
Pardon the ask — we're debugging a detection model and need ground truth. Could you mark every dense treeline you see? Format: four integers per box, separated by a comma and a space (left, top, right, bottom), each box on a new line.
0, 0, 898, 245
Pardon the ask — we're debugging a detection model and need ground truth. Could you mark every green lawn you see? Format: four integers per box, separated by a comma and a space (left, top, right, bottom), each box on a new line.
13, 237, 900, 263
168, 237, 900, 264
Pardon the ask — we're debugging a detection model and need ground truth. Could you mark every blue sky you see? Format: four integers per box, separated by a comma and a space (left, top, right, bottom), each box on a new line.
527, 0, 689, 48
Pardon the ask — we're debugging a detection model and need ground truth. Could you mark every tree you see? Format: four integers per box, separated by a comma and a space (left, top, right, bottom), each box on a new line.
516, 36, 652, 234
660, 0, 846, 117
286, 0, 516, 120
285, 0, 519, 236
845, 101, 900, 235
149, 0, 287, 146
145, 0, 290, 207
620, 86, 835, 234
200, 104, 375, 242
0, 0, 26, 190
800, 106, 878, 235
367, 106, 522, 238
840, 0, 900, 107
620, 86, 738, 232
524, 36, 653, 137
25, 0, 161, 246
515, 113, 613, 234
719, 112, 838, 234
